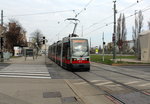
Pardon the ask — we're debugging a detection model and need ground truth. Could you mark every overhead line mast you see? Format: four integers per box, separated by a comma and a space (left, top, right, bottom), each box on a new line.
113, 0, 117, 60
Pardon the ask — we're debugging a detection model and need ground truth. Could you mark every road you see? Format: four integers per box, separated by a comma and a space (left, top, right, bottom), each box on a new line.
0, 56, 149, 104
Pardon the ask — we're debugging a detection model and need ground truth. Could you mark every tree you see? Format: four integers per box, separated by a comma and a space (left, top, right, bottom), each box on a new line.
116, 13, 127, 54
132, 10, 143, 58
148, 21, 150, 30
107, 42, 113, 54
31, 30, 43, 55
99, 45, 102, 54
5, 19, 27, 52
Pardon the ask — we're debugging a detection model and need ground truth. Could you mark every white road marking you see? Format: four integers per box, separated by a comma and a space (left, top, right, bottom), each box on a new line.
95, 81, 113, 86
106, 84, 121, 87
0, 71, 49, 74
138, 83, 150, 87
0, 72, 51, 79
74, 82, 87, 85
125, 81, 139, 84
0, 72, 50, 76
0, 75, 51, 79
90, 80, 102, 83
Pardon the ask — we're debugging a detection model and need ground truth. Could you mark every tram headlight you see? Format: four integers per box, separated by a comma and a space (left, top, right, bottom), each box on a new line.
85, 58, 89, 61
72, 58, 77, 61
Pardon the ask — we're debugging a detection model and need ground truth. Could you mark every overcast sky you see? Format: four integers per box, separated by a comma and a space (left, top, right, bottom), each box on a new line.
0, 0, 150, 47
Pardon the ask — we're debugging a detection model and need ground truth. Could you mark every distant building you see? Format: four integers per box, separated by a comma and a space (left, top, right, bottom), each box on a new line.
27, 42, 34, 48
106, 42, 115, 53
125, 40, 134, 53
106, 40, 134, 54
139, 30, 150, 62
40, 44, 49, 54
126, 40, 134, 49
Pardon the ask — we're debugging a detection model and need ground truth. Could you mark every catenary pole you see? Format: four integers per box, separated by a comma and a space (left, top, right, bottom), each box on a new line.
113, 0, 117, 60
1, 10, 3, 26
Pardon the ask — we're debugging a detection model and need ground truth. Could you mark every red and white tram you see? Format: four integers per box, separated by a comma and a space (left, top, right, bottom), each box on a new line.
48, 34, 90, 71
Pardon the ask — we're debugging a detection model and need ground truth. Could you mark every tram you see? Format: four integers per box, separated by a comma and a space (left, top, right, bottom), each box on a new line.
48, 34, 90, 71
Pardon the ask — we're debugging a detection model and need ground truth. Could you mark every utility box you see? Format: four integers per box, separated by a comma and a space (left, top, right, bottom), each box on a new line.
139, 30, 150, 63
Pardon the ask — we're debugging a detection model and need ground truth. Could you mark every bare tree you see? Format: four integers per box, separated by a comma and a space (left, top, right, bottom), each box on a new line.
132, 10, 143, 58
31, 30, 43, 55
116, 13, 127, 54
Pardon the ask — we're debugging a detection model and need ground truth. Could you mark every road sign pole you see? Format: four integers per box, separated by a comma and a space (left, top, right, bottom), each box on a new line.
102, 32, 105, 61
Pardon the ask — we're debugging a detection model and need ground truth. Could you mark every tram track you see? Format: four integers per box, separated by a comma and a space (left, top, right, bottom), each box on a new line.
73, 72, 126, 104
90, 65, 150, 96
73, 68, 150, 104
90, 71, 149, 96
91, 65, 150, 82
49, 62, 150, 103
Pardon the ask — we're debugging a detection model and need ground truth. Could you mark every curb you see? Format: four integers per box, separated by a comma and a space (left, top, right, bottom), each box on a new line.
91, 61, 150, 66
111, 63, 150, 66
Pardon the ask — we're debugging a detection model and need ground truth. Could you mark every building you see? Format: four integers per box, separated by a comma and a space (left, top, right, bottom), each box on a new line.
40, 44, 49, 54
139, 30, 150, 62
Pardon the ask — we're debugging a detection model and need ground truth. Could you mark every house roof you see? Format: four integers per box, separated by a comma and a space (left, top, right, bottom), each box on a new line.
139, 30, 150, 36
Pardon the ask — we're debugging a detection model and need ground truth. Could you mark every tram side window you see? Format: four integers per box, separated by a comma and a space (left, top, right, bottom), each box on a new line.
57, 45, 61, 57
63, 43, 67, 57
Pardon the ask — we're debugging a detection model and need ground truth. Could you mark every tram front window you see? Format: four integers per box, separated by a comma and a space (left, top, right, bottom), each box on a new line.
72, 39, 89, 57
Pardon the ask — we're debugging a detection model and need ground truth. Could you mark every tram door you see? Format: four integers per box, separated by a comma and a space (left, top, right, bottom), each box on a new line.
62, 42, 70, 68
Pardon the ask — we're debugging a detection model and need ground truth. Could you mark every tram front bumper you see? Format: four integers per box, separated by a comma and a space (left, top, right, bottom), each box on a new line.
70, 63, 90, 70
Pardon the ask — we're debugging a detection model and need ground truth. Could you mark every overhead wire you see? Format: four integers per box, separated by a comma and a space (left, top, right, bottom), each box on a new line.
49, 0, 94, 43
4, 9, 77, 17
84, 0, 143, 31
75, 0, 94, 18
56, 22, 72, 36
117, 0, 143, 13
142, 5, 150, 12
84, 14, 114, 31
84, 22, 113, 36
125, 5, 150, 19
84, 5, 150, 37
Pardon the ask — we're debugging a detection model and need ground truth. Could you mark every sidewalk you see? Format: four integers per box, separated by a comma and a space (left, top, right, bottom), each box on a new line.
112, 58, 150, 66
0, 77, 115, 104
115, 58, 145, 63
2, 55, 52, 65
